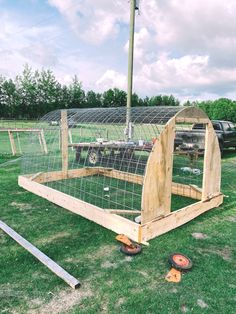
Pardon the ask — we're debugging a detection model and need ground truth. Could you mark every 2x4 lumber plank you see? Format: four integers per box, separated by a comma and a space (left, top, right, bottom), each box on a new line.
171, 182, 202, 200
40, 130, 48, 154
32, 168, 101, 184
0, 128, 44, 132
0, 220, 80, 289
141, 118, 175, 224
18, 175, 140, 243
105, 209, 141, 215
99, 168, 143, 185
202, 122, 221, 201
61, 110, 68, 177
141, 194, 223, 242
31, 167, 202, 201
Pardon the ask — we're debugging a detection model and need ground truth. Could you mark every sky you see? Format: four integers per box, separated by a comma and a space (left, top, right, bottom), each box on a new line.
1, 0, 236, 102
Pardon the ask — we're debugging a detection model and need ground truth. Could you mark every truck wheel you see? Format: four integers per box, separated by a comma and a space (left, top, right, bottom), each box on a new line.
88, 149, 101, 165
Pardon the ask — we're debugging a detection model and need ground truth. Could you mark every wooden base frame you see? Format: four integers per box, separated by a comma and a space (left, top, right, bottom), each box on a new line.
18, 107, 223, 244
18, 168, 223, 244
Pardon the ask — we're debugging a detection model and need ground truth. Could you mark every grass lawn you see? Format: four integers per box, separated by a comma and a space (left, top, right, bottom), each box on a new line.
0, 152, 235, 314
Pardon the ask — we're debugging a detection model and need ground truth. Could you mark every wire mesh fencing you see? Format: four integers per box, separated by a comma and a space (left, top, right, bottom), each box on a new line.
20, 106, 234, 219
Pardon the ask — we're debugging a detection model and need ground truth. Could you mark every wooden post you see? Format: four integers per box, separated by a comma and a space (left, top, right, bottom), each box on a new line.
141, 118, 175, 224
68, 129, 73, 151
61, 110, 68, 177
40, 130, 48, 154
38, 131, 44, 153
8, 130, 17, 156
202, 122, 221, 200
16, 132, 22, 154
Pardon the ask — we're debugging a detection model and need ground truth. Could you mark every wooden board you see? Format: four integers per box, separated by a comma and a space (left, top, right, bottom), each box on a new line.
172, 182, 202, 200
32, 168, 101, 184
0, 220, 80, 289
141, 118, 175, 223
61, 110, 68, 177
18, 175, 141, 243
105, 209, 141, 215
40, 130, 48, 154
99, 168, 143, 185
141, 194, 223, 242
8, 131, 17, 156
29, 167, 202, 200
202, 122, 221, 200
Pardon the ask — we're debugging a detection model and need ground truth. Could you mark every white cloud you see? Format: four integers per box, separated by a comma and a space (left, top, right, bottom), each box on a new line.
1, 0, 236, 101
96, 69, 127, 91
48, 0, 129, 44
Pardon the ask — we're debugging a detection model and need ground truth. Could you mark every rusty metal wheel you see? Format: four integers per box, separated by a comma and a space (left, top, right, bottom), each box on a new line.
168, 253, 192, 271
120, 243, 142, 256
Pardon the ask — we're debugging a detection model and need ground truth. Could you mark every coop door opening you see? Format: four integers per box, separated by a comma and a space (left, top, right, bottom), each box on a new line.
172, 122, 206, 207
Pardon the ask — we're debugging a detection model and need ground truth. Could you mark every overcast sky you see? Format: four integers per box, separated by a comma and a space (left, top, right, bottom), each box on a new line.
1, 0, 236, 102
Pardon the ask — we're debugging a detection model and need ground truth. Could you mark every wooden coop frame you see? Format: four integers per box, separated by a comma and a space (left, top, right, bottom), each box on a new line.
18, 107, 223, 244
0, 128, 48, 156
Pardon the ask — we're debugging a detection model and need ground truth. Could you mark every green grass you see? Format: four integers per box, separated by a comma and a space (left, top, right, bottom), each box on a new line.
0, 120, 236, 313
0, 152, 236, 313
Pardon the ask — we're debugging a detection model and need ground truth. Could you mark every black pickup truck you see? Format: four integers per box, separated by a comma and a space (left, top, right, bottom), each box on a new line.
176, 120, 236, 155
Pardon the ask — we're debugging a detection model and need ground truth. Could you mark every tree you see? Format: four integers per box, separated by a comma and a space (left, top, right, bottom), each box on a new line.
67, 76, 85, 108
85, 90, 102, 108
102, 88, 127, 107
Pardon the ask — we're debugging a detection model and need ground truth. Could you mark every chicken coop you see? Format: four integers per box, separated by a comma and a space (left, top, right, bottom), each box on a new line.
18, 107, 223, 244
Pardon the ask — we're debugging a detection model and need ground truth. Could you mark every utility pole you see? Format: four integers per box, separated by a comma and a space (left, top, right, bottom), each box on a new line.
125, 0, 139, 141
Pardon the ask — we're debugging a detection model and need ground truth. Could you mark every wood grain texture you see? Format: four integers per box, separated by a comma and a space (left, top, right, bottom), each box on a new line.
202, 122, 221, 200
141, 194, 223, 242
18, 175, 140, 243
141, 118, 175, 224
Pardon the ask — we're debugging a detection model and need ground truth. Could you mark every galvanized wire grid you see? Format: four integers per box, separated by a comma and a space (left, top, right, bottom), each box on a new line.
21, 107, 221, 214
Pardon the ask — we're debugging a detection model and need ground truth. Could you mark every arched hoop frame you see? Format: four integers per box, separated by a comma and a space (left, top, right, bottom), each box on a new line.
18, 107, 223, 244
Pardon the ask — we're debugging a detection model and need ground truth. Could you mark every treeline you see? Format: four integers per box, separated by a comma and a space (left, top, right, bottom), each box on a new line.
0, 66, 179, 119
187, 99, 236, 123
0, 66, 235, 122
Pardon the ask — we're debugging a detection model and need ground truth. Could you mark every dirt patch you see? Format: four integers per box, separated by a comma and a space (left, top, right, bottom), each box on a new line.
35, 231, 71, 245
197, 246, 232, 261
88, 244, 117, 260
10, 202, 32, 211
0, 232, 7, 245
11, 191, 28, 195
124, 256, 133, 262
101, 261, 118, 269
65, 244, 118, 264
197, 299, 208, 309
191, 232, 208, 239
115, 297, 125, 309
171, 287, 178, 294
180, 304, 189, 313
28, 284, 93, 314
225, 215, 236, 223
137, 270, 149, 278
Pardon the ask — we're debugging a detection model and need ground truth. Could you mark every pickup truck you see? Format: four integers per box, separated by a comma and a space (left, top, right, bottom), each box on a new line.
176, 120, 236, 156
